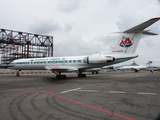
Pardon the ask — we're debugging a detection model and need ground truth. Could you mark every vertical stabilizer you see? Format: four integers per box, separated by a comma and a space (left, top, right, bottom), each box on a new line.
146, 61, 152, 66
102, 17, 160, 55
109, 32, 142, 54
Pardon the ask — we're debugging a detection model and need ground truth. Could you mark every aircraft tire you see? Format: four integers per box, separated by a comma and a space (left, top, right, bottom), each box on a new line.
16, 71, 20, 77
82, 74, 86, 77
56, 75, 66, 79
61, 75, 66, 79
78, 74, 86, 78
56, 75, 61, 79
78, 74, 81, 77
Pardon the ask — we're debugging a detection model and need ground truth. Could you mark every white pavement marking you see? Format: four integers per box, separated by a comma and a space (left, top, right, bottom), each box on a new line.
138, 92, 157, 95
61, 88, 99, 93
61, 88, 81, 93
109, 91, 125, 94
76, 90, 99, 92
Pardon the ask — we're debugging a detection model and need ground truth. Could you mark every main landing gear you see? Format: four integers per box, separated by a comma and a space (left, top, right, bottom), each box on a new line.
92, 71, 98, 74
135, 70, 139, 72
56, 72, 66, 79
54, 71, 86, 79
78, 72, 86, 78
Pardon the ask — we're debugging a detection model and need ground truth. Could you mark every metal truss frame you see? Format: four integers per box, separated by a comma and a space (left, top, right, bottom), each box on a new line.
0, 28, 53, 65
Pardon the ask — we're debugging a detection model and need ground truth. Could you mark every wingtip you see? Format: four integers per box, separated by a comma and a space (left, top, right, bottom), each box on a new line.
150, 17, 160, 20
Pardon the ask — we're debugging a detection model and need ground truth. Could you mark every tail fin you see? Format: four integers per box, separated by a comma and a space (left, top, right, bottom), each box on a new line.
146, 61, 152, 66
105, 17, 160, 55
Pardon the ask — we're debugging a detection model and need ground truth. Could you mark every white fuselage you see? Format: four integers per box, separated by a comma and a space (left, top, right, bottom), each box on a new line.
9, 54, 137, 72
119, 65, 148, 70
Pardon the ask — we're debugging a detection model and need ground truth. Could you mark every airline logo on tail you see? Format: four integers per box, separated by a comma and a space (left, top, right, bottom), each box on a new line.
119, 37, 133, 47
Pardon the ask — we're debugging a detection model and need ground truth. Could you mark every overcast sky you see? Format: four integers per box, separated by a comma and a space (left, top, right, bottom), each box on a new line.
1, 0, 160, 66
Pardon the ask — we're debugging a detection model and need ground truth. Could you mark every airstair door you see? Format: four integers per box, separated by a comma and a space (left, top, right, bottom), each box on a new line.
25, 60, 29, 67
62, 60, 65, 65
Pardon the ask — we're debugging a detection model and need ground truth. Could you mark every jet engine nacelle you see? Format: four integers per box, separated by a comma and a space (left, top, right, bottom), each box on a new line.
83, 54, 115, 64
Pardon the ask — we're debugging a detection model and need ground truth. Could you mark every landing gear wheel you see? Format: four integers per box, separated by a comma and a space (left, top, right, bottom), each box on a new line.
82, 74, 86, 77
78, 74, 81, 77
78, 74, 86, 78
16, 71, 20, 77
135, 70, 138, 72
61, 75, 66, 79
56, 75, 61, 79
56, 75, 66, 79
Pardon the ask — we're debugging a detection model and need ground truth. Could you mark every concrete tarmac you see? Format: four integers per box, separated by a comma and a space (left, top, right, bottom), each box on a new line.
0, 71, 160, 120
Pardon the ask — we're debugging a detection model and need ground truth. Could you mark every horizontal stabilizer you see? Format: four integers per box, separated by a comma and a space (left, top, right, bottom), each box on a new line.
124, 17, 160, 33
142, 31, 158, 35
112, 30, 158, 35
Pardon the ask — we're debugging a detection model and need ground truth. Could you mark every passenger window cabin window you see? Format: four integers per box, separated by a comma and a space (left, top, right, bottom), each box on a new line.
78, 60, 81, 62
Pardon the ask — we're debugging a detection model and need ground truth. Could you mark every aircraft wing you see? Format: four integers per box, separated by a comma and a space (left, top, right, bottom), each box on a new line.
85, 68, 101, 72
45, 66, 78, 72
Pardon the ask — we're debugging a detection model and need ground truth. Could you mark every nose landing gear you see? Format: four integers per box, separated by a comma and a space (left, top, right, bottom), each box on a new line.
16, 70, 20, 77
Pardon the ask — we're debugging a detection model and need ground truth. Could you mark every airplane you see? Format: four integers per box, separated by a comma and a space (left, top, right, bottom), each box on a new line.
119, 61, 153, 72
7, 17, 160, 79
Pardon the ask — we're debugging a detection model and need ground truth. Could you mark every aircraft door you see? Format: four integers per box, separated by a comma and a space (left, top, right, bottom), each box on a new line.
61, 58, 66, 65
62, 60, 65, 65
25, 60, 29, 67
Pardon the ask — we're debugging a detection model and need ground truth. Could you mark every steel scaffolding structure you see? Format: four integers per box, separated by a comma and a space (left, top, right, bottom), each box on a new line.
0, 28, 53, 65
